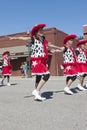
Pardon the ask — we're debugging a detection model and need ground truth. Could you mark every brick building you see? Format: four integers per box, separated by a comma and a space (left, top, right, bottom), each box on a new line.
0, 28, 67, 76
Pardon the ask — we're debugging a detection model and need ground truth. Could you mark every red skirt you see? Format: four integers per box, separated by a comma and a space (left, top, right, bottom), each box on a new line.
31, 59, 50, 75
62, 63, 77, 76
77, 63, 87, 75
2, 66, 11, 75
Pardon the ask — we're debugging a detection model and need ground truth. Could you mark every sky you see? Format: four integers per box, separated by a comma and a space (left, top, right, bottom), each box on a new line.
0, 0, 87, 37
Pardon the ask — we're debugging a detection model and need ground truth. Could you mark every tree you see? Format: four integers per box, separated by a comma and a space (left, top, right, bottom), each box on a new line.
77, 36, 84, 40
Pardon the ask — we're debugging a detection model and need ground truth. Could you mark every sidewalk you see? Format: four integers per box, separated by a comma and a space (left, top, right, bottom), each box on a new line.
10, 75, 66, 80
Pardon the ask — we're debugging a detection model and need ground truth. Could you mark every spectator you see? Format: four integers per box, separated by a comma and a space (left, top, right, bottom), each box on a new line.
23, 61, 28, 78
20, 62, 24, 77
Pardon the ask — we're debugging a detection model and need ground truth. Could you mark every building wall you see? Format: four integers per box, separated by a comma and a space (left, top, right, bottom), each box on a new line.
44, 28, 67, 75
0, 32, 27, 48
83, 25, 87, 53
83, 25, 87, 39
0, 28, 67, 76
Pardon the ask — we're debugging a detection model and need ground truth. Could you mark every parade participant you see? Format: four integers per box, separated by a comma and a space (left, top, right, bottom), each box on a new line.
61, 34, 77, 95
1, 51, 11, 86
30, 24, 60, 101
8, 24, 61, 100
75, 39, 87, 91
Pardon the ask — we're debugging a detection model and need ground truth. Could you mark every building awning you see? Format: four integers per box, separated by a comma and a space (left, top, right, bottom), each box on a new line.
0, 45, 28, 59
0, 45, 52, 60
0, 45, 27, 54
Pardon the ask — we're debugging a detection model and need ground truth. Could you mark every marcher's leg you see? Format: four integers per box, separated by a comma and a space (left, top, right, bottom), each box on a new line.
84, 74, 87, 88
79, 76, 84, 86
66, 78, 73, 87
36, 79, 45, 91
77, 75, 86, 91
36, 74, 50, 91
1, 75, 6, 85
7, 75, 11, 86
32, 74, 50, 101
35, 75, 42, 89
64, 76, 76, 95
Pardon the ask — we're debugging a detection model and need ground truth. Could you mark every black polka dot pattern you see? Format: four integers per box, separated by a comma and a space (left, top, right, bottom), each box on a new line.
76, 48, 86, 63
63, 48, 74, 63
31, 39, 45, 58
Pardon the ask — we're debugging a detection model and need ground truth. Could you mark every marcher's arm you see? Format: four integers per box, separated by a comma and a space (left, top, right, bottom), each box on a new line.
9, 36, 31, 40
48, 42, 65, 52
48, 42, 59, 48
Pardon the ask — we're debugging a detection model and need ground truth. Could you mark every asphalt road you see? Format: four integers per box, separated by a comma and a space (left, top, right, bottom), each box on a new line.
0, 76, 87, 130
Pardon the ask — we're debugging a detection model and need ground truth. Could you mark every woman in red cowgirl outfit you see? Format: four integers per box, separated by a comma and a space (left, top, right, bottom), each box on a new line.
1, 51, 11, 86
75, 39, 87, 91
8, 24, 60, 101
61, 34, 78, 95
30, 24, 60, 101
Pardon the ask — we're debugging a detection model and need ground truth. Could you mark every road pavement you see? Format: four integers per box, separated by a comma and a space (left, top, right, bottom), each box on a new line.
0, 76, 87, 130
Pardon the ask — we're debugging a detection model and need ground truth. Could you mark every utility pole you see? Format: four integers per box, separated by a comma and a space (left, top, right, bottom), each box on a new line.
26, 30, 32, 78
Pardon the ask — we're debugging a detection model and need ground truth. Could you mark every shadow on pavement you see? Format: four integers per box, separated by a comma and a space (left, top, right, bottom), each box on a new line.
41, 91, 53, 99
11, 83, 18, 86
24, 91, 54, 100
71, 87, 79, 93
0, 83, 17, 87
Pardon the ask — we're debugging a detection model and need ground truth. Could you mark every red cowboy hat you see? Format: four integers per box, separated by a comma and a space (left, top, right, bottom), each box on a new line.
63, 34, 77, 44
2, 51, 10, 56
76, 39, 87, 47
31, 24, 46, 36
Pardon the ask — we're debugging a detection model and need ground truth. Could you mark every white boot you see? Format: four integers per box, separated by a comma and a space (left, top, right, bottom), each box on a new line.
85, 84, 87, 89
64, 87, 73, 95
77, 84, 86, 91
1, 81, 4, 85
7, 83, 11, 86
32, 89, 46, 101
